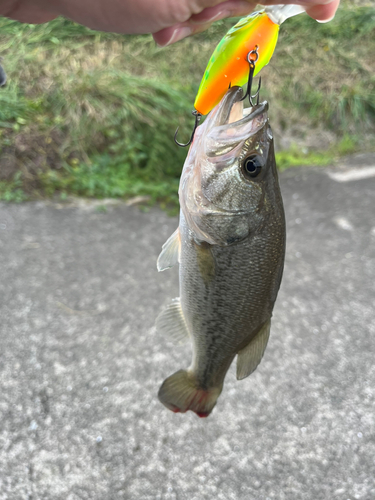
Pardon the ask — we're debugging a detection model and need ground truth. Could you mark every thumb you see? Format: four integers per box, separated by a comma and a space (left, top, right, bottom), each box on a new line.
305, 0, 340, 22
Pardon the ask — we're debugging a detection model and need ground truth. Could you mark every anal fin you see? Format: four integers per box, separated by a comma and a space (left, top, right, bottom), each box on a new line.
236, 320, 271, 380
155, 297, 189, 345
157, 228, 181, 272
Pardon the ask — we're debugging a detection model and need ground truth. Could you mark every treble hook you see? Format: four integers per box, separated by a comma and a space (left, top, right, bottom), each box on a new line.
174, 110, 202, 148
241, 46, 261, 106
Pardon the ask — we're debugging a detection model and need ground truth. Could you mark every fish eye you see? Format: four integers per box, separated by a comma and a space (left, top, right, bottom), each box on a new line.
242, 154, 263, 179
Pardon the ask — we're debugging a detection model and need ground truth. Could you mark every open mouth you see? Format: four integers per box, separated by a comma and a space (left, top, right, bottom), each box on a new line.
216, 86, 268, 128
204, 86, 269, 148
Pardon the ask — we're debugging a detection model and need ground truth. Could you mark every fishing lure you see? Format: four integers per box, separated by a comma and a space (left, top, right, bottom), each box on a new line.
175, 4, 305, 147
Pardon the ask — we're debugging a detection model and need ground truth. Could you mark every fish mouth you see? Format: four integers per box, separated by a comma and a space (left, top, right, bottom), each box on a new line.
204, 86, 269, 153
214, 86, 268, 128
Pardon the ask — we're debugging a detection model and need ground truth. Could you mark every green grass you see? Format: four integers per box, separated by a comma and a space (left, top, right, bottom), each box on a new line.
276, 135, 359, 171
0, 3, 374, 205
0, 174, 27, 202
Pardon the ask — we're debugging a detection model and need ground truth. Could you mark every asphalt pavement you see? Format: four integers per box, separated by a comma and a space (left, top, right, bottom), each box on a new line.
0, 155, 375, 500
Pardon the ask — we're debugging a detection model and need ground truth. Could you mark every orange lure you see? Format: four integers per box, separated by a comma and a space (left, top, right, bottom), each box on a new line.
194, 5, 305, 116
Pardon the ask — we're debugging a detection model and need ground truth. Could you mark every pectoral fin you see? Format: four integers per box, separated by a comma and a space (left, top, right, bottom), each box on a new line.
195, 241, 215, 286
236, 320, 271, 380
155, 297, 189, 345
157, 228, 181, 272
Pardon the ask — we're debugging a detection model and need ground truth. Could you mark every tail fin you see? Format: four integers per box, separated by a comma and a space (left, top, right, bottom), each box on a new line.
158, 369, 221, 418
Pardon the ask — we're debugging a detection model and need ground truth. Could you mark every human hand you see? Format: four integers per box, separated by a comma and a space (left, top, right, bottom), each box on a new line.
0, 0, 340, 45
152, 0, 341, 46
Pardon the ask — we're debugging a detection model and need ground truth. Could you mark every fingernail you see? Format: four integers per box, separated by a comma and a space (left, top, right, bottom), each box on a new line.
316, 14, 335, 23
191, 10, 229, 25
158, 26, 192, 47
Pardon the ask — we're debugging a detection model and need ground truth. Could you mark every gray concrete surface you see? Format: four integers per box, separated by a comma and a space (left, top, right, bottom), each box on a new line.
0, 155, 375, 500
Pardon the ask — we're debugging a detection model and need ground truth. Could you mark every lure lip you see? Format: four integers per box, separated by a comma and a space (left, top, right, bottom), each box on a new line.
265, 4, 305, 25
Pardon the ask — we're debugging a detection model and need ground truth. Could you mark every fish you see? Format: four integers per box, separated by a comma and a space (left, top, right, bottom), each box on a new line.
156, 86, 286, 417
194, 4, 305, 116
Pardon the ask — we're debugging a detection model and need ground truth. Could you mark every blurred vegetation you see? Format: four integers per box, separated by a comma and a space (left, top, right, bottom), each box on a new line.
0, 2, 374, 205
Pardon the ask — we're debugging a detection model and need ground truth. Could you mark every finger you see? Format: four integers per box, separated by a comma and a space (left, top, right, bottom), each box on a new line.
7, 10, 56, 23
258, 0, 340, 22
305, 0, 340, 22
2, 0, 57, 23
153, 0, 257, 47
189, 0, 257, 24
153, 23, 216, 47
153, 26, 193, 47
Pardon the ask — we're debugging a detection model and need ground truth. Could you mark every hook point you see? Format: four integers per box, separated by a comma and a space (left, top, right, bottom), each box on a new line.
174, 110, 202, 148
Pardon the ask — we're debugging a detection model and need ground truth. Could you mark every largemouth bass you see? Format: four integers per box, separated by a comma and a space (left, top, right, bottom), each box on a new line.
156, 86, 285, 417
